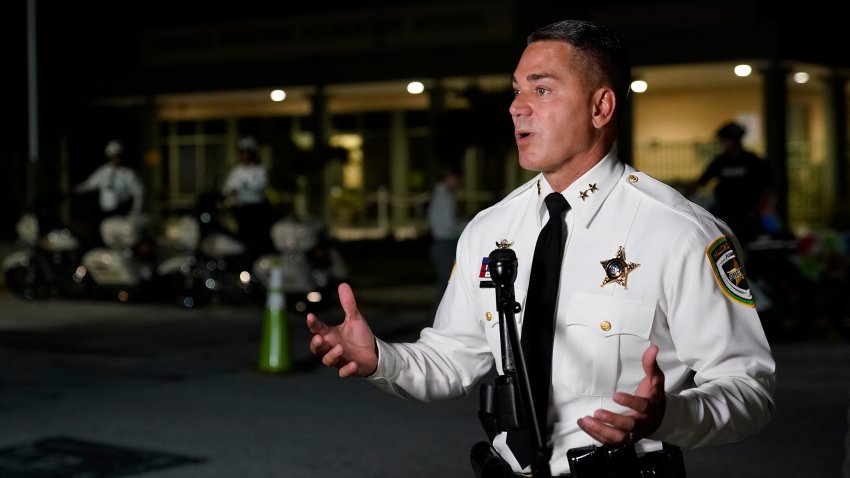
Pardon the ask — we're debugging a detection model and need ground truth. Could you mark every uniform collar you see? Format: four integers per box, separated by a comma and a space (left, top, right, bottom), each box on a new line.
535, 152, 624, 228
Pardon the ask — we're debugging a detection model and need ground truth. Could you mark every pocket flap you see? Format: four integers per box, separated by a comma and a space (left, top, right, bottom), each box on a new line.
566, 291, 655, 339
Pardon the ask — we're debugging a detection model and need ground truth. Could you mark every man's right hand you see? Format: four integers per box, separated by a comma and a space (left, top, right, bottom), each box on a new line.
306, 283, 378, 378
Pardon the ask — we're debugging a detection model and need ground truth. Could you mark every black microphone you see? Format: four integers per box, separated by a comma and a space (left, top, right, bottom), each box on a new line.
489, 247, 520, 373
488, 247, 518, 291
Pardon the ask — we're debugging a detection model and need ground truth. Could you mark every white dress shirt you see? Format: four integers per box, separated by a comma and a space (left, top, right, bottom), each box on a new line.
76, 163, 145, 214
222, 163, 268, 205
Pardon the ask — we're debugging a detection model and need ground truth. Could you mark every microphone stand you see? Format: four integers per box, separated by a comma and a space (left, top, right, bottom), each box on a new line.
489, 248, 552, 478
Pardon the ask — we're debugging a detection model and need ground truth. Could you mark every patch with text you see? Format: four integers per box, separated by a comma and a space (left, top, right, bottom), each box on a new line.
706, 236, 754, 307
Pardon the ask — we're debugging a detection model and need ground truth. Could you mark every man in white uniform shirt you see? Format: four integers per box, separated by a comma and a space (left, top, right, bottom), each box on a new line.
75, 139, 145, 243
307, 19, 775, 477
222, 136, 271, 259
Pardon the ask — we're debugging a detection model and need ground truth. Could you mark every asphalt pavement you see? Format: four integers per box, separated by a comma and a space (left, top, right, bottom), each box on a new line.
0, 238, 848, 477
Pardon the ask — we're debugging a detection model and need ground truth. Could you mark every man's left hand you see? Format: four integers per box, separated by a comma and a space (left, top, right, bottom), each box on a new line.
577, 344, 666, 445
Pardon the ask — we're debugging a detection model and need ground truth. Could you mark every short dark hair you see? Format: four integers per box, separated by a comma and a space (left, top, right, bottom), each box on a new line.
716, 122, 746, 140
527, 20, 631, 125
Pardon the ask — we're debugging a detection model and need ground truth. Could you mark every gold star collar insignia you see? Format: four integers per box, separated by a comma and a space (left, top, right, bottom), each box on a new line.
579, 183, 599, 201
600, 246, 640, 289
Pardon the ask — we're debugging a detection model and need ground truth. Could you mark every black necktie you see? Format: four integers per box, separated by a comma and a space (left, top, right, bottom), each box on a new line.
507, 192, 570, 468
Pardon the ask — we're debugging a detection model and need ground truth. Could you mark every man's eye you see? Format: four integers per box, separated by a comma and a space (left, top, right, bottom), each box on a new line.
536, 87, 548, 95
512, 89, 520, 96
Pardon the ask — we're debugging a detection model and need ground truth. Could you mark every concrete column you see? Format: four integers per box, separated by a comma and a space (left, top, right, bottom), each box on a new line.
463, 146, 478, 217
389, 111, 410, 229
825, 71, 849, 226
761, 63, 790, 225
311, 86, 331, 218
26, 0, 39, 211
428, 78, 446, 175
142, 95, 161, 221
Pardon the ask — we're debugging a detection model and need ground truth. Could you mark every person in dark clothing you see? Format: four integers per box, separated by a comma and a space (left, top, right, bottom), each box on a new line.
690, 122, 774, 244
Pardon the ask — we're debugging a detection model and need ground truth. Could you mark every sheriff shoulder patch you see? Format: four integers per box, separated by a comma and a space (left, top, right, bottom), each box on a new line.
706, 236, 755, 307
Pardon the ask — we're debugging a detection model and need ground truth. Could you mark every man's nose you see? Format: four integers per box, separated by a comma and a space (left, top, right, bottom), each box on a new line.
509, 94, 529, 117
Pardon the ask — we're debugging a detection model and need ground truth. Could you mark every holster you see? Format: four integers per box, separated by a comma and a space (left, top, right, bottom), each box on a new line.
478, 376, 526, 442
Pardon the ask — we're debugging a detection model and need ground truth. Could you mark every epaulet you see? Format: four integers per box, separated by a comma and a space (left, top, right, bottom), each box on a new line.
622, 169, 701, 219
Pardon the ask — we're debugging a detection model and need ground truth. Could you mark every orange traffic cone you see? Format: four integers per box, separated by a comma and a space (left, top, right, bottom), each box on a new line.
259, 257, 291, 373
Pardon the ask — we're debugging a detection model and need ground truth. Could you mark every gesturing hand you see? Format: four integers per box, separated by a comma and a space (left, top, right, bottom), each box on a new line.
577, 344, 666, 445
306, 283, 379, 378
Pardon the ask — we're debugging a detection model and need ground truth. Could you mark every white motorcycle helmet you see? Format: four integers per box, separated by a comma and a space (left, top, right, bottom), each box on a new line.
104, 139, 124, 158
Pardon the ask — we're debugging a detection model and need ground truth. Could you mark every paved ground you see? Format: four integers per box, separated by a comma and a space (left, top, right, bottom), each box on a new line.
0, 238, 848, 477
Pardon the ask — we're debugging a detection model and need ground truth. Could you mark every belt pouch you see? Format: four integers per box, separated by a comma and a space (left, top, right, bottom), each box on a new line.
567, 444, 640, 478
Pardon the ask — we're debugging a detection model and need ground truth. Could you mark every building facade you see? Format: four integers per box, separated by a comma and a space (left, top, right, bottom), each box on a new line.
11, 0, 849, 240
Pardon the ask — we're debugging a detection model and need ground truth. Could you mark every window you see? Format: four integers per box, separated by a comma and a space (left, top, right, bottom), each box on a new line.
161, 120, 228, 210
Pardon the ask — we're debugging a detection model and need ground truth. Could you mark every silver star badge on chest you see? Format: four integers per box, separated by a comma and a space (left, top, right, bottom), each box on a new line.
600, 246, 640, 289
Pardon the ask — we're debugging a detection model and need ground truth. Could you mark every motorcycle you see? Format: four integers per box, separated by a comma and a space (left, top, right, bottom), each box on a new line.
2, 212, 90, 300
79, 213, 158, 302
156, 192, 262, 308
251, 216, 349, 313
157, 190, 348, 312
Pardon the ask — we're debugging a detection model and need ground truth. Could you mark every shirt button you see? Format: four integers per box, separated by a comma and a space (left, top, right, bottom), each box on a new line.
628, 174, 638, 183
600, 321, 612, 331
485, 311, 493, 321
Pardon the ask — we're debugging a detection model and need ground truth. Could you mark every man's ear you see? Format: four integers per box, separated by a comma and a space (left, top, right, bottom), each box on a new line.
591, 87, 616, 128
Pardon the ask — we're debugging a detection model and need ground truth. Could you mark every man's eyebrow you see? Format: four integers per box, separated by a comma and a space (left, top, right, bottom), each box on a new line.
512, 73, 558, 84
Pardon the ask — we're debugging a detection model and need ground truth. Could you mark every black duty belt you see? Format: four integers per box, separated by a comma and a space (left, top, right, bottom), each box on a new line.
471, 441, 687, 478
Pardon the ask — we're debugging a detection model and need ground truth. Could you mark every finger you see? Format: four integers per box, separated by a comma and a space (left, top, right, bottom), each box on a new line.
577, 416, 629, 445
613, 391, 648, 414
593, 408, 636, 432
306, 313, 328, 334
339, 361, 359, 378
642, 344, 662, 378
338, 283, 361, 320
322, 343, 345, 368
309, 334, 327, 355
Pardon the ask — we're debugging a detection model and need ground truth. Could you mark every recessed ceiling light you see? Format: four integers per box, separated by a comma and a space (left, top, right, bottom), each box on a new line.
792, 72, 810, 84
407, 81, 424, 94
734, 64, 752, 77
630, 80, 648, 93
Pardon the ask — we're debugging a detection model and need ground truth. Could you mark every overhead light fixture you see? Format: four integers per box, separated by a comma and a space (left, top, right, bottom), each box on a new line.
270, 89, 286, 102
407, 81, 425, 95
734, 64, 752, 77
792, 72, 810, 84
630, 80, 648, 93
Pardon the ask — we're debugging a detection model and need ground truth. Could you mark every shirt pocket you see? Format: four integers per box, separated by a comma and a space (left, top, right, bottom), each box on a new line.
554, 291, 655, 396
476, 286, 528, 373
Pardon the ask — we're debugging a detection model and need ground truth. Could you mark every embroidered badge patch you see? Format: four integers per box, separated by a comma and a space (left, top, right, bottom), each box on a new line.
706, 236, 754, 307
